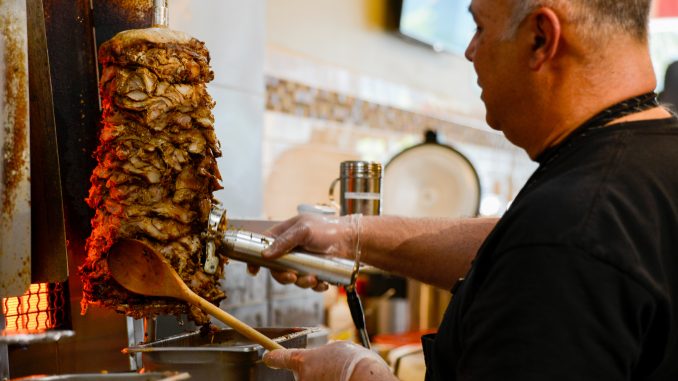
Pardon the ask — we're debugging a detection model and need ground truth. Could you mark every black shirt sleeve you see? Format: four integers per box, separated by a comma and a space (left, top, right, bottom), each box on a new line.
457, 245, 659, 380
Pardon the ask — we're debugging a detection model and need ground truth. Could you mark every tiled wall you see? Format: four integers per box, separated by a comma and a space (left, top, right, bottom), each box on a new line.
262, 48, 537, 221
170, 0, 266, 219
217, 263, 323, 328
265, 77, 511, 149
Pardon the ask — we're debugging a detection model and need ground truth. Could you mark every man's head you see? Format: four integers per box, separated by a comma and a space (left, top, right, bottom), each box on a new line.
505, 0, 651, 42
466, 0, 655, 158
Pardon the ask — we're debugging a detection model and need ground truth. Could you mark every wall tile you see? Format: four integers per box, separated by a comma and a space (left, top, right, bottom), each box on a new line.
269, 295, 324, 328
218, 303, 268, 328
261, 76, 537, 219
264, 77, 511, 149
209, 85, 264, 218
266, 47, 486, 128
170, 0, 265, 94
220, 262, 269, 307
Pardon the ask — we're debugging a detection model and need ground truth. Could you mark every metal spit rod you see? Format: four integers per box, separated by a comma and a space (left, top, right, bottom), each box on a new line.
153, 0, 168, 27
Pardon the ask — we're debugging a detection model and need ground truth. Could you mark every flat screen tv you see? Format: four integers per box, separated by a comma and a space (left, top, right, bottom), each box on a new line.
398, 0, 476, 55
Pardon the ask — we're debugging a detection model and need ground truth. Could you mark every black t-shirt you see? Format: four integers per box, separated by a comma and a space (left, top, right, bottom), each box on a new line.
423, 117, 678, 380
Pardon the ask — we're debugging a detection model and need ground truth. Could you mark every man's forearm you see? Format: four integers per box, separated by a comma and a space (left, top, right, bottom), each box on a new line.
360, 216, 498, 289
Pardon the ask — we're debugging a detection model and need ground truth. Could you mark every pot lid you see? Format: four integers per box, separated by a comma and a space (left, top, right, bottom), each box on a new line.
382, 131, 480, 218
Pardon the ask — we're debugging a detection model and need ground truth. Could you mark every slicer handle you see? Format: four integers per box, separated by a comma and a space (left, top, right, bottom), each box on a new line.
222, 229, 355, 286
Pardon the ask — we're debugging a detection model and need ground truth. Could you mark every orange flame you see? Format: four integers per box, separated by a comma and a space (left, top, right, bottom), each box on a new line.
2, 283, 53, 332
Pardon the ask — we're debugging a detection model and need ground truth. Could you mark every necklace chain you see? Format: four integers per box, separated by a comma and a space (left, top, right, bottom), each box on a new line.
524, 92, 659, 191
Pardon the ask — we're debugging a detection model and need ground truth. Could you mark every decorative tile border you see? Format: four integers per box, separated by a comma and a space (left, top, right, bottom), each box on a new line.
264, 45, 486, 126
265, 76, 515, 150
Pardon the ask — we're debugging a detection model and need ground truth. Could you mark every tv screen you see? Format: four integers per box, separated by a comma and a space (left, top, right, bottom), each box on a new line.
398, 0, 476, 55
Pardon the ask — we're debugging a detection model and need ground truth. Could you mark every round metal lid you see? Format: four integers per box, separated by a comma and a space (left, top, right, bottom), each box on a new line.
382, 137, 480, 218
339, 161, 382, 178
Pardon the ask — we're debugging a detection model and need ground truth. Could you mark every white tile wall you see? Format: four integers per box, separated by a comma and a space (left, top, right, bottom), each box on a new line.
165, 2, 288, 327
218, 303, 268, 328
220, 262, 269, 307
266, 47, 488, 131
209, 85, 264, 218
266, 0, 488, 121
270, 295, 324, 328
170, 0, 266, 219
170, 0, 266, 94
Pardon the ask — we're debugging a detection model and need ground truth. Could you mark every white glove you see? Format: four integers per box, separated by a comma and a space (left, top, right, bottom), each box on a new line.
263, 341, 393, 381
247, 214, 361, 290
263, 214, 360, 260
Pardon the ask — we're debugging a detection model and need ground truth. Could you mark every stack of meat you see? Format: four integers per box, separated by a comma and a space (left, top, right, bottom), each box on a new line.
81, 28, 225, 324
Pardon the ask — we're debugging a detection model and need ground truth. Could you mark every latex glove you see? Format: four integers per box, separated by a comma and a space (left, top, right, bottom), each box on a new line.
264, 213, 360, 260
252, 214, 361, 290
263, 341, 393, 381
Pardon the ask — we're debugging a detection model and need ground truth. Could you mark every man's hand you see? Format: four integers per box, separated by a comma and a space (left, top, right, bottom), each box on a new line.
263, 341, 396, 381
246, 263, 330, 292
246, 213, 361, 291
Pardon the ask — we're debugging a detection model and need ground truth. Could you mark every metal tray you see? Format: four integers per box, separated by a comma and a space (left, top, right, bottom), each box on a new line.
12, 372, 182, 380
126, 327, 320, 381
0, 330, 75, 345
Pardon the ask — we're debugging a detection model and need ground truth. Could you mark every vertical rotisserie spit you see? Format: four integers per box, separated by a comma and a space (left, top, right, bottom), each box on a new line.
80, 28, 225, 324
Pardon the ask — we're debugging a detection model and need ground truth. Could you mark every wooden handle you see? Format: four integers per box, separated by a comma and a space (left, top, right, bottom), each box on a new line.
183, 289, 284, 351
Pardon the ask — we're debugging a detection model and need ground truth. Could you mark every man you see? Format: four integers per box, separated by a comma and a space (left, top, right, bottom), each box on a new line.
260, 0, 678, 379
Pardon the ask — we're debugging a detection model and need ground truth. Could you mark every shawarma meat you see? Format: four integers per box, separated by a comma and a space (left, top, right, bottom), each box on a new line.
80, 28, 225, 325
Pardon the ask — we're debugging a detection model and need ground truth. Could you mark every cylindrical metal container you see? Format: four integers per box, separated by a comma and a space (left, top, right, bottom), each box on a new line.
329, 161, 382, 216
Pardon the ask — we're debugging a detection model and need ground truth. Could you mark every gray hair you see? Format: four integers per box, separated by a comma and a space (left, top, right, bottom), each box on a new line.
503, 0, 652, 42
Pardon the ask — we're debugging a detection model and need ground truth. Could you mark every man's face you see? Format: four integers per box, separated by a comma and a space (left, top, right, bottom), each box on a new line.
465, 0, 528, 140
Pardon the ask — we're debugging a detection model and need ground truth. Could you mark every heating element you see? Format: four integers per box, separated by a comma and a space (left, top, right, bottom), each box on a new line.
1, 282, 69, 332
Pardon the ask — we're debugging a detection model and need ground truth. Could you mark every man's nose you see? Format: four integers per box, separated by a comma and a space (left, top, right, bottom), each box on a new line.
465, 40, 475, 62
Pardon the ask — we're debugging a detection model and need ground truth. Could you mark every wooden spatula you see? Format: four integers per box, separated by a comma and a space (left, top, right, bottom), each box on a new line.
107, 239, 283, 351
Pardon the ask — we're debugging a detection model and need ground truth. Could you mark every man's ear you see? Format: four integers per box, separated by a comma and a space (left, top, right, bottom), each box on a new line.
528, 7, 561, 70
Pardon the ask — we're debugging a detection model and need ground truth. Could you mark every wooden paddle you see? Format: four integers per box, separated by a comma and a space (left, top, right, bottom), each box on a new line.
107, 239, 284, 351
